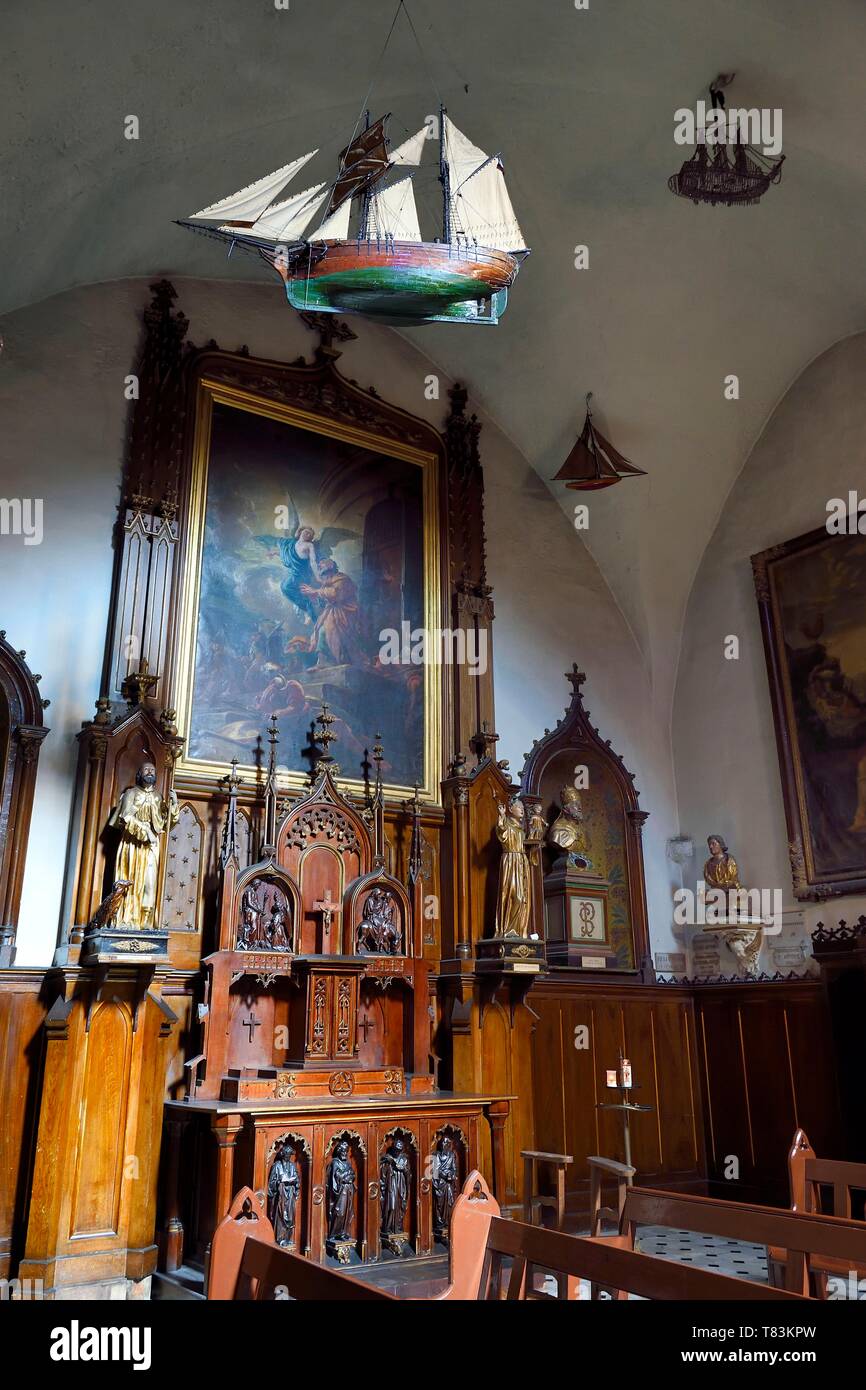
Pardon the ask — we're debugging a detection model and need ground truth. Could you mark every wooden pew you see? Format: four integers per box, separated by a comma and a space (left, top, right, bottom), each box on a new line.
592, 1185, 866, 1298
477, 1217, 806, 1301
767, 1128, 866, 1294
207, 1185, 395, 1301
430, 1169, 501, 1300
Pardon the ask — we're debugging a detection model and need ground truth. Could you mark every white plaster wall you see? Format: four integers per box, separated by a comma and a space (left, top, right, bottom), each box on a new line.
0, 278, 680, 965
673, 333, 866, 970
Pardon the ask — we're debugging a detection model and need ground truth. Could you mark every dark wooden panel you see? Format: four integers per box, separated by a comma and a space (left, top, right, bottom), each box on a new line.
694, 979, 843, 1206
0, 971, 46, 1277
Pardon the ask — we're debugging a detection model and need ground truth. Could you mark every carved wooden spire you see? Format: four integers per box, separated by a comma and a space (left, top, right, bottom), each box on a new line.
219, 759, 242, 871
263, 716, 279, 852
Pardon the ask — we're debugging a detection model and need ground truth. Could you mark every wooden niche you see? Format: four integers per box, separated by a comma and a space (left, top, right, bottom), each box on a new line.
0, 632, 49, 965
520, 666, 652, 979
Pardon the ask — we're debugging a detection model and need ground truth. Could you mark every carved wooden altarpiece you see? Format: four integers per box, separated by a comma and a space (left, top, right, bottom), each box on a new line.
13, 283, 554, 1296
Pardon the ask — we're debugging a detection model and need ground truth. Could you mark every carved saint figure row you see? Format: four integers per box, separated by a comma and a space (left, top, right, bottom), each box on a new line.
266, 1135, 459, 1249
238, 878, 293, 952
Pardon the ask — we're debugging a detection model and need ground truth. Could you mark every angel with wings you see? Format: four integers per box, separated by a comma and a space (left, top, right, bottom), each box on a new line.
256, 498, 355, 626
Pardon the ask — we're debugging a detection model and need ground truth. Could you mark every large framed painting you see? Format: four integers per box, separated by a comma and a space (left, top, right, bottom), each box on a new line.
753, 527, 866, 899
174, 377, 442, 797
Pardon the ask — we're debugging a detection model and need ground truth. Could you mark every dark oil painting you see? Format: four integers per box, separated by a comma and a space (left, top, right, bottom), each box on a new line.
187, 401, 426, 787
764, 530, 866, 885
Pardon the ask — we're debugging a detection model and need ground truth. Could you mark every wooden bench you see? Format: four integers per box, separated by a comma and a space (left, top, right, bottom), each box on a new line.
767, 1128, 866, 1295
210, 1175, 825, 1302
207, 1186, 395, 1301
591, 1184, 866, 1298
477, 1216, 805, 1301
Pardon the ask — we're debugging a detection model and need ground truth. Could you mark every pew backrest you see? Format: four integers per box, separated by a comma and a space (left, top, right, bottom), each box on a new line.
476, 1217, 806, 1301
620, 1186, 866, 1295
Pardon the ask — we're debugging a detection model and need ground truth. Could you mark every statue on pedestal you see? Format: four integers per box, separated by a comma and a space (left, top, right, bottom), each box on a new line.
703, 834, 741, 891
107, 761, 178, 928
494, 796, 532, 938
326, 1140, 356, 1259
701, 834, 762, 976
267, 1140, 300, 1247
547, 785, 593, 869
380, 1137, 411, 1247
432, 1135, 459, 1241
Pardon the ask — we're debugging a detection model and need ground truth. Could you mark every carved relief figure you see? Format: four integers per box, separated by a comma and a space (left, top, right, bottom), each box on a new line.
239, 878, 265, 949
431, 1135, 459, 1239
238, 879, 293, 952
357, 886, 401, 955
267, 1140, 300, 1248
326, 1140, 356, 1242
547, 785, 593, 867
495, 796, 532, 938
380, 1137, 411, 1236
107, 762, 179, 928
268, 894, 292, 951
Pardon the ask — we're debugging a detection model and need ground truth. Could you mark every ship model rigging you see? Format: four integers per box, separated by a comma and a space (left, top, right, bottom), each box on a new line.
177, 105, 529, 326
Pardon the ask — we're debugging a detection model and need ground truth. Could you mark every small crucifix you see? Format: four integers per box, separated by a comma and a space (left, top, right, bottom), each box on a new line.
313, 888, 343, 939
358, 1015, 374, 1043
242, 1013, 261, 1045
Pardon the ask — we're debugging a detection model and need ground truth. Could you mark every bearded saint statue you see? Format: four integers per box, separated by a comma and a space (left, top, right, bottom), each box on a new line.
107, 761, 179, 928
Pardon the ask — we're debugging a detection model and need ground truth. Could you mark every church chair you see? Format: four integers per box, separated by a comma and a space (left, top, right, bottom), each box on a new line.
587, 1155, 636, 1236
767, 1129, 866, 1295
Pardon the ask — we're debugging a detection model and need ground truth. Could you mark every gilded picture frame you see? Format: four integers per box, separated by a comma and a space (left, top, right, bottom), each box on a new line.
172, 375, 443, 800
753, 526, 866, 900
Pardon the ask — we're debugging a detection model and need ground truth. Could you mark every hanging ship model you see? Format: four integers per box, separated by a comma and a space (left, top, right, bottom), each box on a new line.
176, 107, 528, 326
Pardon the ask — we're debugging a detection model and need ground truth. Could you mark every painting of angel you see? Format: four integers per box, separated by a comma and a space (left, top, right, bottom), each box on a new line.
183, 395, 434, 790
754, 527, 866, 897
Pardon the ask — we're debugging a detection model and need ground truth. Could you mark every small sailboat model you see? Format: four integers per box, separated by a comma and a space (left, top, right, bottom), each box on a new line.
553, 395, 647, 491
177, 106, 528, 326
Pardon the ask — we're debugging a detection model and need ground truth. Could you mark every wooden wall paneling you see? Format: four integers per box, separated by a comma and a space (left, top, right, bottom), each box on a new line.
530, 981, 706, 1214
0, 970, 47, 1278
694, 981, 843, 1206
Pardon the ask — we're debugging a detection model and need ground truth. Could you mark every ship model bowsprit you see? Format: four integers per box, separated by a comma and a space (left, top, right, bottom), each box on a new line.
177, 106, 529, 326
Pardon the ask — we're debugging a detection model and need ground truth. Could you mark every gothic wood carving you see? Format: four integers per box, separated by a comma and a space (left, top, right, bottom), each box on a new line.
0, 632, 49, 963
520, 666, 652, 979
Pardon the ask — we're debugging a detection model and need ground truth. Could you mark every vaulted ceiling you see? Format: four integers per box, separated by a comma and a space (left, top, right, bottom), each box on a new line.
3, 0, 865, 722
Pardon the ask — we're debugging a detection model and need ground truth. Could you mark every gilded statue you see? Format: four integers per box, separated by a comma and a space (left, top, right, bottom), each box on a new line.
701, 834, 762, 976
703, 834, 742, 891
547, 785, 592, 867
107, 761, 178, 928
495, 796, 532, 938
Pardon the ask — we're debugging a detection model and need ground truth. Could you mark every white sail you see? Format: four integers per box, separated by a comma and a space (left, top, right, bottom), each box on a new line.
389, 126, 428, 167
309, 198, 352, 242
249, 183, 329, 240
189, 149, 318, 223
442, 116, 488, 191
450, 153, 527, 252
368, 176, 422, 242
